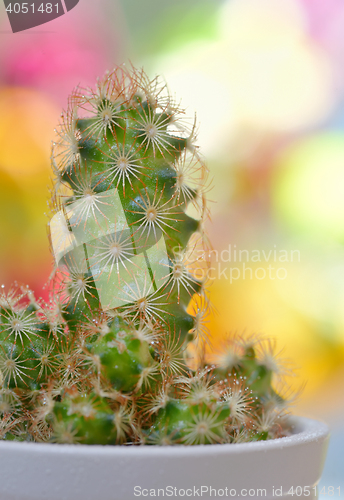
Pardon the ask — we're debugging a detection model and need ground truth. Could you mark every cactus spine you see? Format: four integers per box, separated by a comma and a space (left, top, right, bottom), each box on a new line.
0, 66, 293, 444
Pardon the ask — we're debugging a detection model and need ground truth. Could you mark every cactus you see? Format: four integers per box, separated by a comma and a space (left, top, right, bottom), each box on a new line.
0, 66, 294, 445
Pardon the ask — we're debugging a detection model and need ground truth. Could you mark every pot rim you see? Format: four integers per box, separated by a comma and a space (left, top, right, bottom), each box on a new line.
0, 415, 329, 457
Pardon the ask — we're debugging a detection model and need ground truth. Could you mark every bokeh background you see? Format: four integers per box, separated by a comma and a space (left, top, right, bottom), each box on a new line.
0, 0, 343, 488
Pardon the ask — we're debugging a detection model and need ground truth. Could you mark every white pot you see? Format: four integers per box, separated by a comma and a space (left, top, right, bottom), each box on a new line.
0, 417, 329, 500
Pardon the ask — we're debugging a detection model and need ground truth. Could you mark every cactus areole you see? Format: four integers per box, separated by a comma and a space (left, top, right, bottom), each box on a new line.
0, 66, 294, 445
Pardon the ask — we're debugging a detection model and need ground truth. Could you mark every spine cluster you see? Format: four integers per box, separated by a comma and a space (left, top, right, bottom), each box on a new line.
0, 66, 293, 445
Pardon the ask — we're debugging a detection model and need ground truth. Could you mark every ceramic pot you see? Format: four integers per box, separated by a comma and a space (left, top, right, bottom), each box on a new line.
0, 416, 329, 500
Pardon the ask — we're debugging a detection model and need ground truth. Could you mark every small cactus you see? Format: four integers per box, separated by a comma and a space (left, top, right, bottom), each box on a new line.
0, 66, 294, 445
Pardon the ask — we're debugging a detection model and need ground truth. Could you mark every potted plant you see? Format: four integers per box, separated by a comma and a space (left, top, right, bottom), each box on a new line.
0, 65, 329, 500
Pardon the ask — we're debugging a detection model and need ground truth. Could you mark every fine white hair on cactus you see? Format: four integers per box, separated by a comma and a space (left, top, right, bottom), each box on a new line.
0, 415, 21, 440
32, 340, 59, 381
62, 162, 111, 230
0, 388, 21, 416
119, 272, 170, 324
53, 105, 81, 171
253, 408, 286, 438
101, 140, 145, 192
54, 348, 84, 387
209, 335, 245, 371
182, 406, 225, 445
172, 150, 207, 206
161, 246, 202, 303
112, 403, 136, 444
78, 97, 122, 142
0, 308, 40, 346
135, 102, 181, 157
136, 362, 160, 391
0, 351, 32, 387
132, 319, 162, 344
146, 426, 179, 446
189, 293, 211, 347
180, 371, 216, 405
157, 328, 187, 377
130, 184, 183, 240
60, 259, 95, 307
50, 419, 81, 444
256, 338, 294, 383
221, 381, 253, 424
87, 229, 136, 281
144, 382, 171, 415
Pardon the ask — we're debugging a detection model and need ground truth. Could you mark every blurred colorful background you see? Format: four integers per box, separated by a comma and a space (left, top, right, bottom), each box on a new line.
0, 0, 343, 488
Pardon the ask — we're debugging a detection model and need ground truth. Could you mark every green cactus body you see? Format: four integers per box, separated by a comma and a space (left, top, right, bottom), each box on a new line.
0, 66, 294, 445
89, 315, 155, 392
52, 393, 119, 445
148, 399, 231, 445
